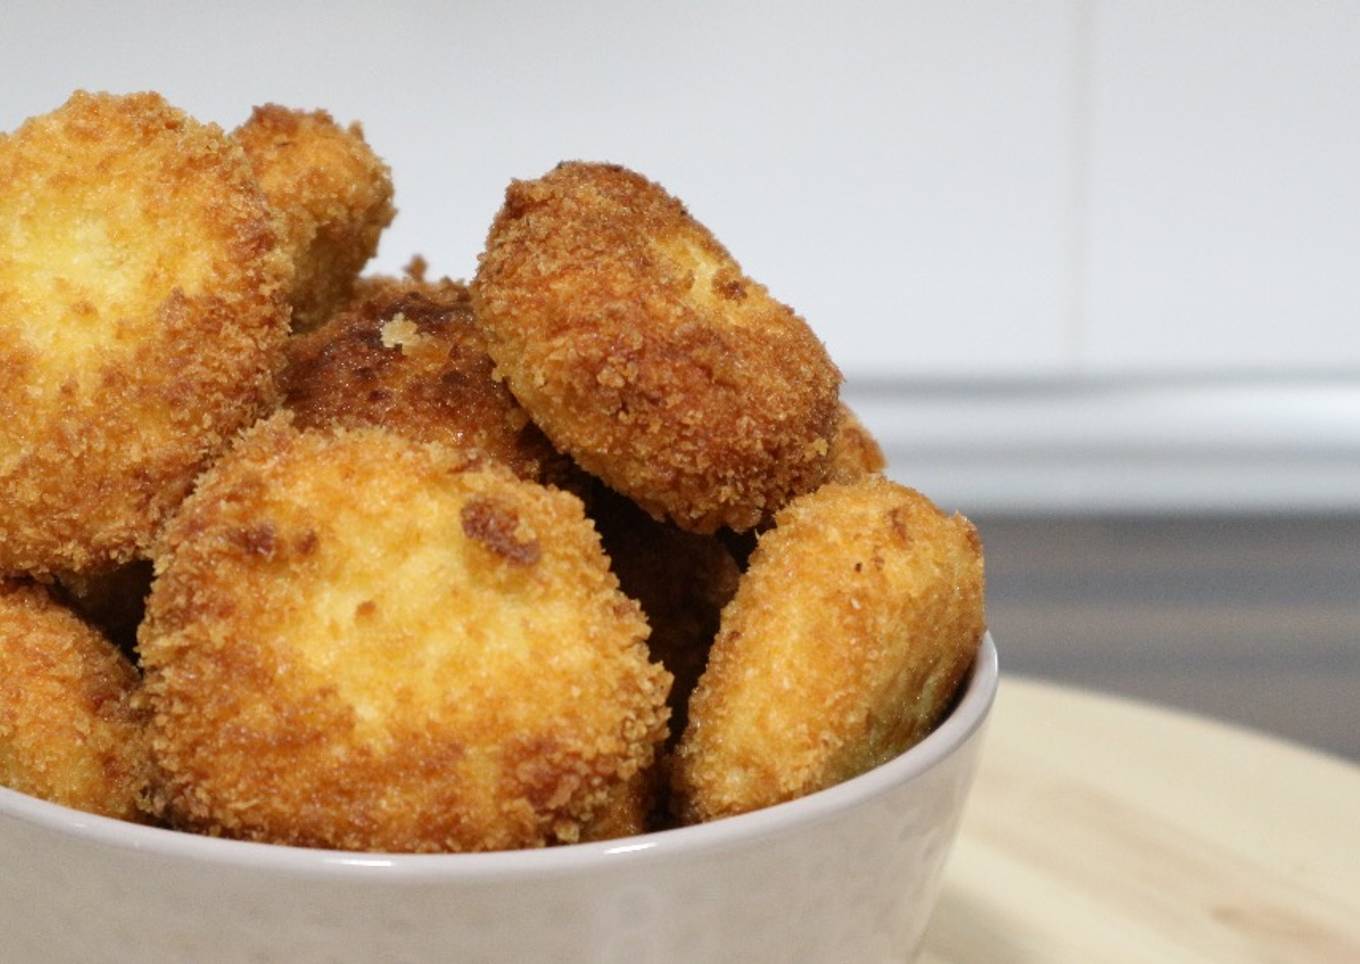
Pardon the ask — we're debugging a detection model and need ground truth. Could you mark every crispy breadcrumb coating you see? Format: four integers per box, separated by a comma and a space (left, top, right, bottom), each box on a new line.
139, 417, 670, 852
578, 772, 653, 842
282, 275, 570, 484
712, 406, 882, 575
0, 91, 292, 576
713, 404, 882, 571
473, 162, 842, 534
0, 581, 150, 820
590, 484, 739, 740
827, 403, 886, 484
672, 479, 985, 823
234, 105, 395, 330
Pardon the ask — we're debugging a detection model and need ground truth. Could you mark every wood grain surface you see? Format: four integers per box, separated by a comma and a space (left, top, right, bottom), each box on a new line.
919, 678, 1360, 963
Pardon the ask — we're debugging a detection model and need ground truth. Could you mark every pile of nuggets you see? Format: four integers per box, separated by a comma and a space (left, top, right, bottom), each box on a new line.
0, 91, 986, 852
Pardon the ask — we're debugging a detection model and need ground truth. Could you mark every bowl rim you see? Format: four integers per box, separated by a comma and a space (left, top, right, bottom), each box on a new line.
0, 633, 997, 880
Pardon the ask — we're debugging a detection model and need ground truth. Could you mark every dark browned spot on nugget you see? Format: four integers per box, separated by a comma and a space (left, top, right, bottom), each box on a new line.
716, 278, 746, 300
234, 523, 277, 558
888, 506, 915, 545
294, 529, 319, 556
461, 498, 540, 566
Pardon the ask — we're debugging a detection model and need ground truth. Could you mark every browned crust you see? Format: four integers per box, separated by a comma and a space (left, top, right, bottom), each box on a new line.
827, 403, 886, 484
710, 404, 883, 572
672, 478, 985, 823
0, 581, 150, 820
234, 105, 395, 330
461, 496, 542, 566
578, 764, 655, 842
139, 417, 670, 852
472, 162, 842, 534
281, 276, 571, 484
0, 92, 293, 577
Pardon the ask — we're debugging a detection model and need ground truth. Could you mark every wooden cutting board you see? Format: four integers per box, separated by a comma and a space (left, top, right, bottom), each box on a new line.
919, 678, 1360, 963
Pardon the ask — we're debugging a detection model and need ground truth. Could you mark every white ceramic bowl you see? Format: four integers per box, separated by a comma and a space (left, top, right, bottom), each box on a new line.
0, 634, 996, 964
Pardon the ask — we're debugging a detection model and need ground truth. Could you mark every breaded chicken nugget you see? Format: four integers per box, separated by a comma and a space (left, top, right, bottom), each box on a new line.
234, 105, 395, 330
0, 582, 149, 820
0, 91, 292, 576
140, 417, 670, 852
282, 275, 570, 484
579, 773, 654, 843
713, 405, 883, 572
672, 478, 985, 823
590, 484, 739, 740
827, 403, 886, 484
473, 162, 842, 534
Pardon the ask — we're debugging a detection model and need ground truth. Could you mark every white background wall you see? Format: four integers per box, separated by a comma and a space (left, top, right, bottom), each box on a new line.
3, 1, 1357, 511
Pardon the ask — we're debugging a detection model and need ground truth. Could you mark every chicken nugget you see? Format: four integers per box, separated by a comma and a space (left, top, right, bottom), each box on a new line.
579, 773, 654, 843
234, 105, 395, 330
473, 162, 842, 534
827, 403, 886, 483
0, 581, 150, 820
139, 417, 670, 852
0, 91, 292, 576
712, 405, 884, 572
673, 478, 985, 823
282, 274, 570, 484
589, 484, 739, 740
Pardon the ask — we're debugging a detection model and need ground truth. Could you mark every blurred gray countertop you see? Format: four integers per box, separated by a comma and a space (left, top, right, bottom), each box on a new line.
975, 514, 1360, 760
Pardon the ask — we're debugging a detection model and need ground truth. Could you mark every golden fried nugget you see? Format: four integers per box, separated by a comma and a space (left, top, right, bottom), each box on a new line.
712, 404, 882, 572
0, 582, 149, 820
590, 484, 739, 740
282, 275, 570, 484
578, 773, 653, 842
827, 403, 886, 484
672, 479, 985, 823
473, 162, 842, 534
234, 105, 395, 330
140, 417, 670, 852
0, 91, 292, 576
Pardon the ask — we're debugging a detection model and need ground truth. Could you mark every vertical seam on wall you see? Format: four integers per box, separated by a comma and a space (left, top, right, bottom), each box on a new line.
1068, 0, 1096, 373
